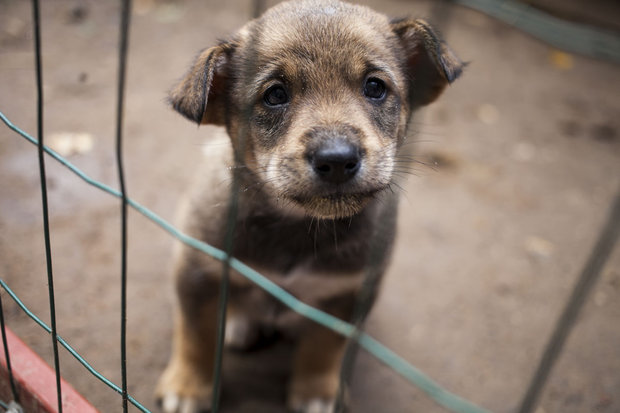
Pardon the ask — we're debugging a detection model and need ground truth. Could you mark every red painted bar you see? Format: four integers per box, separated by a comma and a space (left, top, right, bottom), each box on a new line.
0, 328, 98, 413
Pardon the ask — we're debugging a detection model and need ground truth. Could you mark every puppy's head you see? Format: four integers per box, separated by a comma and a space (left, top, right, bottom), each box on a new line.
170, 0, 463, 219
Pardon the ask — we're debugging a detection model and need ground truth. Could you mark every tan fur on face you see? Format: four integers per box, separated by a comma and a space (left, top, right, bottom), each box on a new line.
168, 0, 462, 220
230, 3, 407, 218
254, 100, 398, 218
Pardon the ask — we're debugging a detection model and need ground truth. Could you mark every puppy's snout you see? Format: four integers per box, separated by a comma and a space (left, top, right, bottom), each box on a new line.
309, 140, 361, 184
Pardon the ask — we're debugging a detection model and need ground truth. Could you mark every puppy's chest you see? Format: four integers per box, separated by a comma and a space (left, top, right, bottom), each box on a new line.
223, 214, 372, 328
230, 214, 371, 275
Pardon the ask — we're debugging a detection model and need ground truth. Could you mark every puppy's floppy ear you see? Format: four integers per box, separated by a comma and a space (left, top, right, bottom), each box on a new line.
168, 42, 234, 125
391, 18, 464, 108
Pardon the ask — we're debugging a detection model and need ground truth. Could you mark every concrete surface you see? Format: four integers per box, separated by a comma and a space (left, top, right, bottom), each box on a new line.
0, 0, 619, 412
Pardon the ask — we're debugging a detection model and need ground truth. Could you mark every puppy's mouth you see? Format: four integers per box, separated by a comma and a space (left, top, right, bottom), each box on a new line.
289, 187, 384, 219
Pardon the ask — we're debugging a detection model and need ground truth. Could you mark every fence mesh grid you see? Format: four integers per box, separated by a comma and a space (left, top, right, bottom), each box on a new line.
0, 109, 494, 413
1, 1, 619, 413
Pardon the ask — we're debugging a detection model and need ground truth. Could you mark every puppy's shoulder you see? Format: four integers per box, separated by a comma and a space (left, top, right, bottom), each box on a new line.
177, 127, 234, 239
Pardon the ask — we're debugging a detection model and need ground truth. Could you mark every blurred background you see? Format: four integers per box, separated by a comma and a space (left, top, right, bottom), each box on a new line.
0, 0, 619, 412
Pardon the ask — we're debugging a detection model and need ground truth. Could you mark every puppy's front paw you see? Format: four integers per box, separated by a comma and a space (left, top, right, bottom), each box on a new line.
159, 392, 212, 413
156, 361, 213, 413
288, 397, 336, 413
288, 378, 340, 413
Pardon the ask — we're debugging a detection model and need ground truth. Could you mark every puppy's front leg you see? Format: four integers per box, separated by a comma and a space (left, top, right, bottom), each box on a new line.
288, 291, 358, 413
156, 258, 220, 413
288, 324, 347, 413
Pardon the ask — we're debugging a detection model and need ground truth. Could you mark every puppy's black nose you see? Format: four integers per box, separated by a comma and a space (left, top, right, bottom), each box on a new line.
310, 140, 361, 184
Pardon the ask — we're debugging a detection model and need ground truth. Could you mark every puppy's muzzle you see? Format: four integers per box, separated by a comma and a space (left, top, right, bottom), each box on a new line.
288, 125, 377, 218
305, 125, 364, 185
308, 139, 361, 184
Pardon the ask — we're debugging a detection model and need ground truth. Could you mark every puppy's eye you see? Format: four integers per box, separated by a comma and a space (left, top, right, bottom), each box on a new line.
264, 85, 289, 106
363, 77, 386, 101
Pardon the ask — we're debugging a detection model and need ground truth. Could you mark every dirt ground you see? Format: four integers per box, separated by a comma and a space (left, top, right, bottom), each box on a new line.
1, 0, 619, 412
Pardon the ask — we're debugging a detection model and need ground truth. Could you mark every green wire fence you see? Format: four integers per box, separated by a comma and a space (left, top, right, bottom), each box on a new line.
0, 108, 493, 413
1, 1, 619, 413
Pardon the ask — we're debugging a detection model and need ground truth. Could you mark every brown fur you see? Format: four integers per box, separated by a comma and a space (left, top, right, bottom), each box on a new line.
157, 1, 462, 412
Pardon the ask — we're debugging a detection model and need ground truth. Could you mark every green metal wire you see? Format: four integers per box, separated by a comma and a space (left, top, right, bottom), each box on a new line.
335, 199, 396, 413
30, 1, 63, 411
518, 188, 620, 413
115, 0, 132, 411
212, 111, 250, 413
0, 280, 151, 413
0, 110, 491, 413
0, 293, 20, 404
211, 164, 241, 413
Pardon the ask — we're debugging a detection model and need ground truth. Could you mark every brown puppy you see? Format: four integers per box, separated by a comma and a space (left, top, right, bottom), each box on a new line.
156, 1, 462, 412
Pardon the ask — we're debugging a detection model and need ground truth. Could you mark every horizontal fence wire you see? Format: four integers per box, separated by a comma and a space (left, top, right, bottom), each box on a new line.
0, 110, 491, 413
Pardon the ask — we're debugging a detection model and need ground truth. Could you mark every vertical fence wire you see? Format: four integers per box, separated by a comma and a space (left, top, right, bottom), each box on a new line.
211, 263, 230, 413
210, 106, 252, 413
252, 0, 266, 18
116, 0, 133, 412
209, 9, 258, 403
334, 235, 392, 413
518, 187, 620, 413
31, 1, 64, 411
210, 175, 238, 413
210, 167, 239, 413
0, 294, 19, 404
334, 200, 397, 413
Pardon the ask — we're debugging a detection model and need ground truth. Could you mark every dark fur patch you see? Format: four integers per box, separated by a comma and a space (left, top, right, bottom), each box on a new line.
251, 100, 293, 150
390, 18, 464, 107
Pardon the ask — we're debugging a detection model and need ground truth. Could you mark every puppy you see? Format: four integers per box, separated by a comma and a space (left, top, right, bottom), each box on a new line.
156, 1, 462, 412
